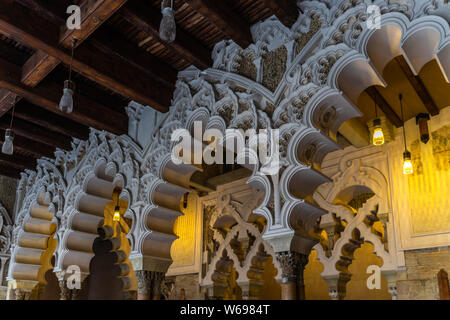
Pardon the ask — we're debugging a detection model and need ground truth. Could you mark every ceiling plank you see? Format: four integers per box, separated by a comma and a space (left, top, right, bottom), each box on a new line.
261, 0, 299, 27
0, 1, 171, 111
120, 1, 212, 69
365, 86, 403, 127
14, 101, 90, 140
395, 55, 439, 116
183, 0, 253, 48
0, 116, 72, 150
0, 89, 17, 117
0, 57, 128, 135
92, 27, 177, 87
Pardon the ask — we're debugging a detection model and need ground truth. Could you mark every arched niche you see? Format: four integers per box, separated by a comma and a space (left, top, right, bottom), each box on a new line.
344, 242, 391, 300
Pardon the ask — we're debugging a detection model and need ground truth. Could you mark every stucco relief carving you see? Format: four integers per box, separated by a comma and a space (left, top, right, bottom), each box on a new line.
201, 187, 281, 289
6, 0, 448, 294
0, 203, 12, 255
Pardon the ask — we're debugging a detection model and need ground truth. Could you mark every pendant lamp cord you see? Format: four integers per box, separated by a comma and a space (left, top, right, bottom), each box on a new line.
9, 95, 18, 130
69, 38, 76, 82
161, 0, 174, 10
399, 93, 407, 151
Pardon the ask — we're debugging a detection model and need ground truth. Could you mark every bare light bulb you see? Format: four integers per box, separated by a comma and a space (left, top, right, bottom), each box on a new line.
372, 118, 384, 146
59, 80, 74, 113
159, 7, 176, 43
403, 151, 413, 175
2, 129, 13, 155
113, 205, 121, 222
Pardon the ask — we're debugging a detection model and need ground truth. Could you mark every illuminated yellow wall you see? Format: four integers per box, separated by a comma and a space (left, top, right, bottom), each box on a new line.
169, 193, 198, 269
408, 125, 450, 233
304, 250, 330, 300
345, 242, 391, 300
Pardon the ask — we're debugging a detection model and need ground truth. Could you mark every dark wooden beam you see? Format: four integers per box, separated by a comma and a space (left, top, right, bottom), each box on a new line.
21, 49, 60, 87
59, 0, 128, 48
0, 165, 21, 179
0, 89, 17, 117
365, 86, 403, 127
262, 0, 299, 27
15, 0, 176, 91
395, 55, 439, 116
0, 1, 171, 111
0, 129, 56, 158
120, 1, 212, 69
19, 0, 128, 87
0, 57, 128, 135
0, 153, 36, 171
183, 0, 253, 48
14, 101, 90, 140
0, 116, 72, 150
6, 0, 127, 120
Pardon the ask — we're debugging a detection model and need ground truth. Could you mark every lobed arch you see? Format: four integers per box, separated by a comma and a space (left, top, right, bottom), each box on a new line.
308, 154, 398, 299
9, 192, 58, 298
58, 159, 131, 274
201, 195, 282, 296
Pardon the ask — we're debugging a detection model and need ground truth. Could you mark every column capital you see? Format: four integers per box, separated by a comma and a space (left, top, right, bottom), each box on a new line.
323, 275, 341, 300
275, 251, 308, 283
58, 279, 72, 300
382, 270, 398, 300
136, 270, 165, 299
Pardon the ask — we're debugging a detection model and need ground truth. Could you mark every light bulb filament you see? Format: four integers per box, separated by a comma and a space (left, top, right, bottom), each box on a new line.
403, 151, 413, 175
113, 206, 121, 222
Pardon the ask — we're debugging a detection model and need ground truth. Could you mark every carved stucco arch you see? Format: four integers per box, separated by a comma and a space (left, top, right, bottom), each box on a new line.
310, 157, 397, 296
9, 191, 58, 293
7, 158, 66, 286
6, 0, 448, 295
57, 158, 132, 277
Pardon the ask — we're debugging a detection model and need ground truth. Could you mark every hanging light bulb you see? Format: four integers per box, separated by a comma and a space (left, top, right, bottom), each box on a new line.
159, 0, 176, 43
59, 38, 76, 113
403, 151, 413, 175
2, 129, 13, 155
59, 80, 74, 113
399, 94, 413, 175
2, 95, 17, 155
113, 205, 121, 222
372, 118, 385, 146
372, 101, 384, 146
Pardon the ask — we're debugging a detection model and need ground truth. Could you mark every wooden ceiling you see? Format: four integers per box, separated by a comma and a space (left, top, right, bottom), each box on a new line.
0, 0, 299, 179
